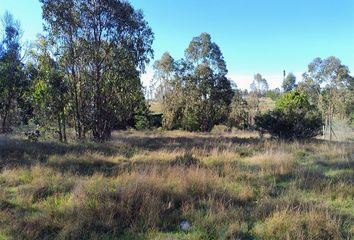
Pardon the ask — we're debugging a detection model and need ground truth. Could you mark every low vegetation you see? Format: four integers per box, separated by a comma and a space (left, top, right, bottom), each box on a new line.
0, 131, 353, 239
255, 90, 323, 140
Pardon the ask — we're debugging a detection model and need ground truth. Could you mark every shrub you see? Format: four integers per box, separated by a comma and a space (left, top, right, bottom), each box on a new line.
134, 115, 150, 130
171, 152, 201, 167
255, 90, 323, 140
25, 130, 41, 142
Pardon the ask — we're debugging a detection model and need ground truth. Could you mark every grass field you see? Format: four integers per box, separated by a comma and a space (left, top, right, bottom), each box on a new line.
0, 130, 353, 239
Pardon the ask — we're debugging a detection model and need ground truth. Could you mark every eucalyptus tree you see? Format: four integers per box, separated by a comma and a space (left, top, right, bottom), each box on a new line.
302, 56, 353, 140
152, 52, 185, 129
40, 0, 154, 141
153, 33, 233, 131
250, 73, 269, 96
229, 89, 248, 129
182, 33, 233, 131
30, 36, 69, 142
39, 0, 83, 138
152, 52, 176, 100
247, 91, 260, 128
0, 12, 25, 133
282, 72, 296, 92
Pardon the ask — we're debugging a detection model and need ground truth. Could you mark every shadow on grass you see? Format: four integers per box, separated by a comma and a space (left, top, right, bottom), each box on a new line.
0, 137, 123, 169
316, 159, 354, 170
112, 135, 264, 152
0, 134, 261, 171
1, 134, 353, 177
48, 158, 174, 176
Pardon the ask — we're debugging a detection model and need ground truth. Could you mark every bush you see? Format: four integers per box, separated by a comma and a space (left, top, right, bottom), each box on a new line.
255, 90, 323, 140
25, 130, 41, 142
134, 115, 150, 130
171, 152, 200, 167
265, 89, 281, 101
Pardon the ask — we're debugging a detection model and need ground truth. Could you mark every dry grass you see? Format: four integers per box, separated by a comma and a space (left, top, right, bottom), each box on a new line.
0, 130, 353, 239
254, 209, 343, 240
243, 152, 295, 175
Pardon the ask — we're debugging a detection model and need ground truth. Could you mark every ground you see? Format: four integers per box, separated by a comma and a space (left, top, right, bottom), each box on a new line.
0, 130, 353, 239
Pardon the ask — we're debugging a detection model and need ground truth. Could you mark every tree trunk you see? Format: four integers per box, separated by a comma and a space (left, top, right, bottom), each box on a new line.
2, 112, 8, 133
57, 113, 63, 142
73, 81, 82, 140
62, 110, 67, 142
1, 97, 12, 133
69, 31, 82, 140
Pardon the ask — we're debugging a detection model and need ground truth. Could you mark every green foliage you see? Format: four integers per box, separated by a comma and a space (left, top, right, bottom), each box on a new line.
282, 72, 296, 92
228, 90, 248, 129
265, 88, 281, 101
25, 130, 41, 142
149, 113, 163, 128
154, 33, 233, 132
181, 103, 201, 131
40, 0, 154, 141
275, 90, 310, 110
29, 36, 69, 142
301, 56, 354, 120
247, 92, 260, 128
0, 12, 26, 133
134, 115, 150, 130
256, 90, 323, 140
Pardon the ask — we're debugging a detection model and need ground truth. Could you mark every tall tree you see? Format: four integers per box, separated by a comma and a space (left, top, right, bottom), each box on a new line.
152, 52, 176, 101
0, 12, 25, 133
282, 72, 296, 92
302, 56, 353, 140
30, 36, 69, 142
40, 0, 154, 141
152, 52, 184, 129
153, 33, 233, 131
228, 90, 248, 129
182, 33, 233, 131
40, 0, 84, 138
250, 73, 268, 96
247, 91, 260, 128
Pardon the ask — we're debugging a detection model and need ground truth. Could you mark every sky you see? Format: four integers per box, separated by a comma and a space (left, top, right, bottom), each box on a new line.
0, 0, 353, 89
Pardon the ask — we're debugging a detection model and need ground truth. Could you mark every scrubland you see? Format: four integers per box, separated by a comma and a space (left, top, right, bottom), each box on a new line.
0, 130, 353, 239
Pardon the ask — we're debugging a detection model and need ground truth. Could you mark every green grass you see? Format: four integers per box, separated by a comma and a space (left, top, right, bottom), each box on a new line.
0, 131, 353, 239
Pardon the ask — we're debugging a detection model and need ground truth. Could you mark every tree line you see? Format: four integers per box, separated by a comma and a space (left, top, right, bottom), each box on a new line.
153, 34, 354, 140
0, 0, 353, 142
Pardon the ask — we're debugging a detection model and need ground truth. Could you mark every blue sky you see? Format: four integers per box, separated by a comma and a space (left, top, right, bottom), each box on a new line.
1, 0, 353, 89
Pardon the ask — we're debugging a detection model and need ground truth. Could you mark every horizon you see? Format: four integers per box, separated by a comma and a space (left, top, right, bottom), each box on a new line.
1, 0, 353, 90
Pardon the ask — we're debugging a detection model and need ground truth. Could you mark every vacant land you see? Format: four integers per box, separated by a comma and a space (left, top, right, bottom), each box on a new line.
0, 131, 353, 239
